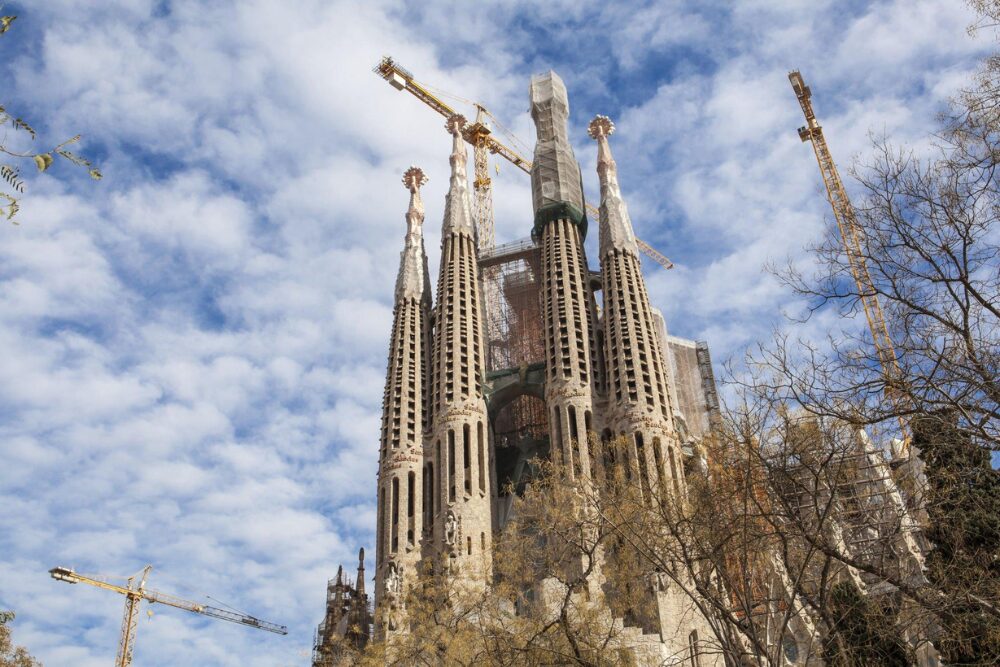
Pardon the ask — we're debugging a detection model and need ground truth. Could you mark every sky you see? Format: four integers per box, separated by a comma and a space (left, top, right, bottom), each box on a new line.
0, 1, 992, 665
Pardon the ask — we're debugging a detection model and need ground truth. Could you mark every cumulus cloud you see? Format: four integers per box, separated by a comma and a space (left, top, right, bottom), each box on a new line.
0, 1, 989, 665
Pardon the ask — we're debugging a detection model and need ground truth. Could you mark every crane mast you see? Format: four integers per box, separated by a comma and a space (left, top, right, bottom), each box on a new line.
374, 56, 674, 271
50, 565, 286, 667
788, 70, 908, 441
469, 104, 496, 251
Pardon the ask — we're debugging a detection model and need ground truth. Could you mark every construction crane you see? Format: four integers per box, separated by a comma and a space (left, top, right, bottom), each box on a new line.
50, 565, 286, 667
374, 56, 674, 271
788, 70, 909, 442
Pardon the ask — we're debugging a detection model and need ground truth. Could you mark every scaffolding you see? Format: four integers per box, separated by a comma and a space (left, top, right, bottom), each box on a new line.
664, 336, 719, 440
479, 238, 549, 458
767, 417, 927, 597
312, 571, 372, 667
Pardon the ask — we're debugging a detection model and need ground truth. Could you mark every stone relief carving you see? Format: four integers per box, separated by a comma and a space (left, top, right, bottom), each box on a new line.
386, 561, 403, 595
444, 508, 462, 549
384, 561, 405, 631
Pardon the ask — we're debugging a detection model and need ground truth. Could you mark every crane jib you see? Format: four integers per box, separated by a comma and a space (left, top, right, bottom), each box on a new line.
373, 55, 675, 270
49, 563, 289, 665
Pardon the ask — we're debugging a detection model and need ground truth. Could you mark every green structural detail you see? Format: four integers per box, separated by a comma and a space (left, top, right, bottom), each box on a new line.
486, 361, 546, 383
531, 202, 588, 242
484, 362, 546, 407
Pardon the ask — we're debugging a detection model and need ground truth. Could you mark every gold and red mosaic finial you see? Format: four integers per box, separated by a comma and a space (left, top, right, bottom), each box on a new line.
402, 165, 427, 236
587, 114, 615, 140
445, 113, 467, 136
402, 165, 428, 193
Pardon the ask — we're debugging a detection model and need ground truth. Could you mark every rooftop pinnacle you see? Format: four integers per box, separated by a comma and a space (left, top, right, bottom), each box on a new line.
442, 113, 475, 238
588, 114, 638, 258
395, 166, 431, 303
402, 165, 428, 237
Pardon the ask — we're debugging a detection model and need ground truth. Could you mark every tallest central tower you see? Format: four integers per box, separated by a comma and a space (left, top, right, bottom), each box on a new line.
530, 72, 600, 482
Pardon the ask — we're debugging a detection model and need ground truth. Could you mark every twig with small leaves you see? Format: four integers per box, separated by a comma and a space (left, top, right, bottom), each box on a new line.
0, 12, 101, 223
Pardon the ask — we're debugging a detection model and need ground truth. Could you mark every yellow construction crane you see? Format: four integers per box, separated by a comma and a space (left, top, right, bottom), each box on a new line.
788, 70, 909, 441
50, 565, 286, 667
374, 56, 674, 270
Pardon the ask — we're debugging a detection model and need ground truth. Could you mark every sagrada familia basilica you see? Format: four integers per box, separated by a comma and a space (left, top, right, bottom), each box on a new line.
311, 66, 932, 665
309, 70, 729, 665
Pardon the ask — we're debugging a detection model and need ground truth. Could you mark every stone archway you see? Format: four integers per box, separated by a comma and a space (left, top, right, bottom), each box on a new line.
485, 367, 548, 531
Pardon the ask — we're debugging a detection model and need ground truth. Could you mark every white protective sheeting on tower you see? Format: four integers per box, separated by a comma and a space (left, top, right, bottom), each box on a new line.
529, 72, 585, 228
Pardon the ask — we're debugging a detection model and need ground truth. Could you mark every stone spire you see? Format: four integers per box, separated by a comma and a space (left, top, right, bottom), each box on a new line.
589, 114, 678, 504
429, 112, 492, 586
333, 565, 344, 608
442, 114, 476, 238
396, 166, 431, 304
529, 72, 598, 482
356, 548, 366, 598
375, 167, 432, 636
588, 115, 638, 259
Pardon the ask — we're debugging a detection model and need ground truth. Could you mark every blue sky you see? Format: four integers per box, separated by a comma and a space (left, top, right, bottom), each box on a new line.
0, 1, 991, 665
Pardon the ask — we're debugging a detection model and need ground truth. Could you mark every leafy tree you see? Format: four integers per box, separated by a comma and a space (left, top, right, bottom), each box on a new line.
821, 582, 909, 667
913, 412, 1000, 664
0, 612, 43, 667
352, 459, 660, 666
0, 9, 101, 222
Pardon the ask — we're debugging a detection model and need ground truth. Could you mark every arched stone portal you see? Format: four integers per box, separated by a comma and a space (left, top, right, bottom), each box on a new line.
486, 365, 548, 531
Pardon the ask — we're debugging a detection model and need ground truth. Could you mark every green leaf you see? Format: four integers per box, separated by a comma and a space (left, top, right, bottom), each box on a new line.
12, 117, 36, 139
1, 164, 25, 193
89, 168, 103, 180
0, 192, 19, 221
56, 149, 91, 167
33, 153, 53, 172
0, 16, 16, 35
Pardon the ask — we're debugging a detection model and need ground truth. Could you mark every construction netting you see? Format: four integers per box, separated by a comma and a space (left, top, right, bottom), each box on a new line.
480, 238, 546, 373
479, 238, 549, 451
529, 72, 586, 237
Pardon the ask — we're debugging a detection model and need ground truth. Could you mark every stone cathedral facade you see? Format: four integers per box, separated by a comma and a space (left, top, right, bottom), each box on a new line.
352, 70, 723, 665
308, 69, 937, 667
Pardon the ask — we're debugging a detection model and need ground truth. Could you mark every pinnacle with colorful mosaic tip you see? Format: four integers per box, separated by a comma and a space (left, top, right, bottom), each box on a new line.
402, 165, 428, 232
395, 166, 430, 303
442, 113, 476, 238
587, 114, 615, 140
402, 165, 429, 193
589, 114, 638, 259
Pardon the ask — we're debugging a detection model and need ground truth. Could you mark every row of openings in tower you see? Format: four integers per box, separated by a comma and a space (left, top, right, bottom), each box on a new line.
381, 301, 424, 454
598, 428, 685, 504
429, 421, 486, 519
605, 252, 670, 420
434, 235, 482, 408
550, 404, 593, 481
543, 220, 589, 384
377, 421, 488, 563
